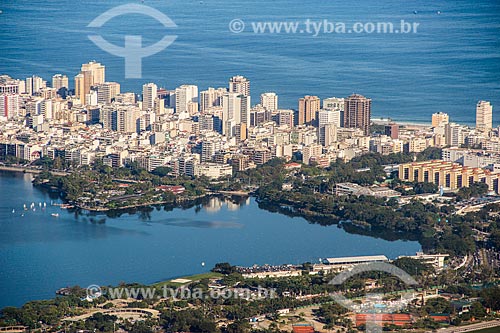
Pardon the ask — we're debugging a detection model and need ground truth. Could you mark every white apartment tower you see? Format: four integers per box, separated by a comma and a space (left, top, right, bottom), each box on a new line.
476, 101, 493, 132
175, 84, 198, 114
142, 83, 157, 111
200, 87, 226, 112
260, 92, 278, 111
323, 97, 345, 111
229, 76, 250, 96
26, 75, 45, 95
318, 109, 341, 128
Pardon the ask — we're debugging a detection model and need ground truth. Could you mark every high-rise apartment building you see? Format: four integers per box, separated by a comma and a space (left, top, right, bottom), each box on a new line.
298, 95, 320, 126
344, 94, 371, 135
318, 109, 341, 128
476, 101, 493, 132
319, 123, 337, 147
445, 123, 465, 147
74, 61, 105, 104
200, 87, 226, 112
52, 74, 69, 91
221, 92, 251, 136
277, 109, 294, 128
175, 85, 198, 114
323, 97, 345, 111
0, 94, 20, 119
74, 73, 86, 102
142, 83, 158, 111
229, 76, 250, 96
432, 112, 449, 127
97, 82, 121, 105
0, 77, 25, 94
81, 61, 105, 85
26, 75, 45, 95
260, 92, 278, 111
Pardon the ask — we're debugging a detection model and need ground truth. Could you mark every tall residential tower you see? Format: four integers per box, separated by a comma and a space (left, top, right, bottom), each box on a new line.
344, 93, 371, 135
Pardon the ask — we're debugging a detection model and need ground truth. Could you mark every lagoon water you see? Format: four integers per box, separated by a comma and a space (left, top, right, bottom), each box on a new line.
0, 172, 421, 307
0, 0, 499, 124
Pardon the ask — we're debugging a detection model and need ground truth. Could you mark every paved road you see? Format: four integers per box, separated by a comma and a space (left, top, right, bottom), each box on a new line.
0, 165, 69, 176
428, 319, 500, 332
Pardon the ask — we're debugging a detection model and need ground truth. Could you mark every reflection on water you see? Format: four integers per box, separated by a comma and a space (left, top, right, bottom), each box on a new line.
156, 217, 244, 229
204, 196, 250, 213
0, 174, 421, 308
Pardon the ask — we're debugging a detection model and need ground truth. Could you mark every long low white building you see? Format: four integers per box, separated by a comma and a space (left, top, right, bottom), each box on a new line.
322, 255, 389, 265
312, 255, 389, 273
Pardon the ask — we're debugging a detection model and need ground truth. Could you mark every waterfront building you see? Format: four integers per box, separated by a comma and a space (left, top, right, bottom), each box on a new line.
229, 75, 250, 96
344, 94, 371, 135
74, 61, 105, 104
260, 92, 278, 111
142, 83, 157, 111
323, 97, 345, 111
175, 84, 198, 114
432, 112, 449, 127
298, 95, 320, 126
195, 162, 233, 179
476, 101, 493, 132
26, 75, 45, 96
51, 74, 69, 91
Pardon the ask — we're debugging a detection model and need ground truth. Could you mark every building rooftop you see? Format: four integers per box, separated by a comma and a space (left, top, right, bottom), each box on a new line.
323, 255, 388, 265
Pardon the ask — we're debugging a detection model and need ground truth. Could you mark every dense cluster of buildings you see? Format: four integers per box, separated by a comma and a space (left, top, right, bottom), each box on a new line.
0, 61, 498, 185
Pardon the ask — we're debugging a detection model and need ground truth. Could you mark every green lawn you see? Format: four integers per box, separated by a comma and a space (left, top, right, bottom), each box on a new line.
152, 272, 223, 287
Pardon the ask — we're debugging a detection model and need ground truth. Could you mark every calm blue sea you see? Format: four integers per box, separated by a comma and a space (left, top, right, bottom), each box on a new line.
0, 172, 421, 308
0, 0, 499, 124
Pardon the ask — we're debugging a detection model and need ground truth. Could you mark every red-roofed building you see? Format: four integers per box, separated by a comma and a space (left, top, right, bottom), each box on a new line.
292, 324, 315, 333
356, 313, 413, 327
158, 185, 185, 194
284, 162, 302, 170
429, 313, 451, 323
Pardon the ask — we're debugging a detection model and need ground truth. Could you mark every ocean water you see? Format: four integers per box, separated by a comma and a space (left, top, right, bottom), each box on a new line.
0, 0, 499, 124
0, 172, 421, 308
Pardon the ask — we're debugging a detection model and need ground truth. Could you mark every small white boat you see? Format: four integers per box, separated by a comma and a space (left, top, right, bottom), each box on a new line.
39, 202, 42, 207
43, 202, 47, 207
51, 213, 59, 218
12, 209, 15, 213
23, 204, 27, 210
